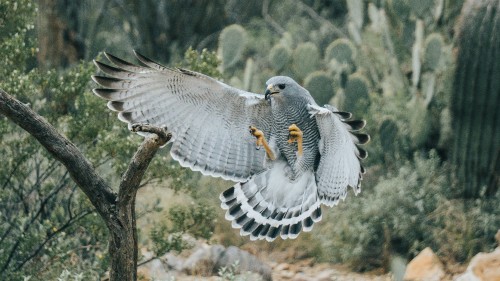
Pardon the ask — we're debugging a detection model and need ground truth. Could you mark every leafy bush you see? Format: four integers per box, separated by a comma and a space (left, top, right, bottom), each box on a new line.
320, 151, 500, 270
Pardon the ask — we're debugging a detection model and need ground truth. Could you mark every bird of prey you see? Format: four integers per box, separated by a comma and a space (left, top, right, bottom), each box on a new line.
92, 51, 369, 241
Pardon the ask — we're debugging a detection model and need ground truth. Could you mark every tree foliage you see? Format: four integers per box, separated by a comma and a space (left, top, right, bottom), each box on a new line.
0, 2, 218, 279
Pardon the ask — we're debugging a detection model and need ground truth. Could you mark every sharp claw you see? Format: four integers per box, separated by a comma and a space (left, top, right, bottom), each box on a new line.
249, 125, 275, 159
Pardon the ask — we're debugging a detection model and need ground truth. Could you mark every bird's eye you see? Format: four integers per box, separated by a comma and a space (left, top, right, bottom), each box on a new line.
278, 84, 286, 90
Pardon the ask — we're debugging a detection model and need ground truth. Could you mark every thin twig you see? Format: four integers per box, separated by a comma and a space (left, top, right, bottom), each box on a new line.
15, 209, 94, 271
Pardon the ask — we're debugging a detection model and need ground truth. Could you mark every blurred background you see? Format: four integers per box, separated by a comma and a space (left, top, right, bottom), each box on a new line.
0, 0, 498, 280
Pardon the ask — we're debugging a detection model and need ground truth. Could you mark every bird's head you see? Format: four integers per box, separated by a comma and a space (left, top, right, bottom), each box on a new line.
265, 76, 306, 101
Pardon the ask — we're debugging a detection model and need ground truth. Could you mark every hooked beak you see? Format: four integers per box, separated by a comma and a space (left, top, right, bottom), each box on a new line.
265, 84, 277, 100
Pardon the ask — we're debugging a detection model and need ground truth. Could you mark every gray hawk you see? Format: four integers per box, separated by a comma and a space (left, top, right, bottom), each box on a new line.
92, 51, 369, 241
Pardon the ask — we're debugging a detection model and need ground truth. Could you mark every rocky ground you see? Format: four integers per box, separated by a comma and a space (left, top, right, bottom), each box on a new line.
135, 189, 500, 281
139, 254, 392, 281
136, 230, 500, 281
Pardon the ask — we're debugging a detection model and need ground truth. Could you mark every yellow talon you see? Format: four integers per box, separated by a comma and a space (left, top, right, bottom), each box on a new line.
249, 126, 275, 160
288, 124, 303, 157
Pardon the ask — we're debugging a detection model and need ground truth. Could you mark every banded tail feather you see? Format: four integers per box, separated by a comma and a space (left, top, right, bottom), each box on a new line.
220, 165, 322, 241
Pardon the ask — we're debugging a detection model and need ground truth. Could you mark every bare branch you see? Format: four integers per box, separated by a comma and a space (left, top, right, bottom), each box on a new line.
118, 124, 171, 207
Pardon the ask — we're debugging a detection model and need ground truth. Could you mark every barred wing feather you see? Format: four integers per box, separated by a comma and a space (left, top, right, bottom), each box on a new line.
308, 104, 369, 207
92, 51, 272, 182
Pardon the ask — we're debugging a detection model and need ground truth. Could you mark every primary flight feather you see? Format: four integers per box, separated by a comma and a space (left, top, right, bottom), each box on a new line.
92, 51, 369, 241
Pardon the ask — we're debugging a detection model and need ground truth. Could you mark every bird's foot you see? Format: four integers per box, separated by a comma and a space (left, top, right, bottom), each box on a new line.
288, 124, 303, 157
131, 123, 172, 143
249, 126, 275, 160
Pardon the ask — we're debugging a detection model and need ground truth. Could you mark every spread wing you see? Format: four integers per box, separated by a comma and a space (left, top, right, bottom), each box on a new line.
92, 51, 272, 182
308, 104, 369, 206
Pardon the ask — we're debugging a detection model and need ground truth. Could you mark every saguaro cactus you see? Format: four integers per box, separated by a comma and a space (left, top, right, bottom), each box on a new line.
451, 0, 499, 197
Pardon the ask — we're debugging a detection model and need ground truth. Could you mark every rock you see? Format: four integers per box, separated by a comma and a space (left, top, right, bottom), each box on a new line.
137, 258, 172, 281
216, 246, 272, 281
316, 269, 336, 281
275, 263, 291, 271
278, 270, 295, 279
292, 272, 314, 281
403, 247, 445, 281
182, 244, 225, 276
454, 248, 500, 281
390, 254, 407, 281
162, 252, 184, 271
181, 244, 271, 280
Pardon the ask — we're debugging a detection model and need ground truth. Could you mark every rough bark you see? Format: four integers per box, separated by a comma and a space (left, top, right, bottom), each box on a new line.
0, 89, 171, 280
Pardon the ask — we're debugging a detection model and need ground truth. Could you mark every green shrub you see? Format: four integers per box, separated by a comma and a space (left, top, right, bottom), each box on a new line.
319, 151, 500, 270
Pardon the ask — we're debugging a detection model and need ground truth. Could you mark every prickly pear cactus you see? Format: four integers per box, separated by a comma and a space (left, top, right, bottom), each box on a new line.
343, 72, 370, 116
347, 0, 364, 32
325, 38, 357, 65
379, 118, 399, 160
451, 0, 499, 197
243, 58, 254, 91
423, 33, 444, 72
408, 100, 432, 148
218, 24, 247, 71
304, 71, 335, 106
269, 44, 292, 72
409, 0, 436, 18
292, 42, 320, 80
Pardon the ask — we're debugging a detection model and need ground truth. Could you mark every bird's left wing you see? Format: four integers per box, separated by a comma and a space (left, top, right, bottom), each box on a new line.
92, 51, 272, 182
307, 104, 369, 206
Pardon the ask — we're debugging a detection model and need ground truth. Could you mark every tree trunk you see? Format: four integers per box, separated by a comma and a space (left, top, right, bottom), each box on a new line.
108, 124, 171, 280
108, 197, 139, 280
37, 0, 85, 68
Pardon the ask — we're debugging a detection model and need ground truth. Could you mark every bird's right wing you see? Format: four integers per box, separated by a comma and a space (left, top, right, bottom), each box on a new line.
308, 104, 369, 206
92, 52, 272, 182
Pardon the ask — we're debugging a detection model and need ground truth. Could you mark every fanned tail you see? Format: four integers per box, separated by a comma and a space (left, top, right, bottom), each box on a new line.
220, 161, 322, 241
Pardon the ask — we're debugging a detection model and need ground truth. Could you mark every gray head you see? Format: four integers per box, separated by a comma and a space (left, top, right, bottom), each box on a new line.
264, 76, 311, 102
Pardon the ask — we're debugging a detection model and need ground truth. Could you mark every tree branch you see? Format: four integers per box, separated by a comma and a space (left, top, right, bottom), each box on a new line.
118, 124, 171, 207
0, 89, 117, 225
